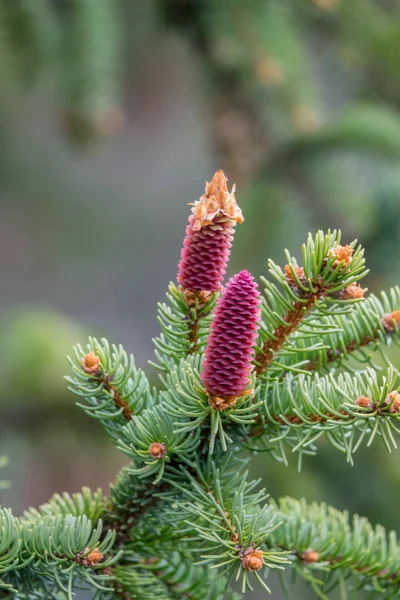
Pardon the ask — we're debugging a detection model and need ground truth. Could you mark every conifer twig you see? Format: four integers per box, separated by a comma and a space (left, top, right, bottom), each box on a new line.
101, 375, 133, 422
304, 309, 400, 372
255, 240, 368, 376
255, 292, 323, 375
82, 351, 133, 421
268, 496, 400, 594
304, 333, 375, 372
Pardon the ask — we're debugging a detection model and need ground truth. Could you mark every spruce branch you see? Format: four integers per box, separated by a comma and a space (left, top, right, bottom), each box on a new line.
0, 509, 120, 598
301, 288, 400, 373
0, 509, 27, 593
118, 405, 201, 484
254, 231, 368, 377
252, 286, 400, 378
0, 0, 55, 87
269, 496, 400, 599
22, 487, 105, 525
8, 166, 400, 599
112, 552, 241, 600
57, 0, 123, 144
166, 460, 289, 594
249, 365, 400, 466
66, 337, 154, 442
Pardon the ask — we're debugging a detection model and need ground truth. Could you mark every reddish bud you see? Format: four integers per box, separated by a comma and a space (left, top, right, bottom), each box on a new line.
148, 442, 166, 459
328, 244, 353, 268
82, 351, 100, 374
284, 264, 306, 288
301, 548, 319, 564
241, 548, 264, 571
340, 283, 364, 300
355, 396, 373, 409
78, 547, 103, 567
382, 311, 400, 332
385, 391, 400, 413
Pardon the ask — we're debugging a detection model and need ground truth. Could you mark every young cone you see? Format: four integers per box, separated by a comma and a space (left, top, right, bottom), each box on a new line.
177, 170, 243, 298
201, 270, 261, 408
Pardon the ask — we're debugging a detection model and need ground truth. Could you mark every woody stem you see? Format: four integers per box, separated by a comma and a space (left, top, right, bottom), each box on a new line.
255, 294, 321, 375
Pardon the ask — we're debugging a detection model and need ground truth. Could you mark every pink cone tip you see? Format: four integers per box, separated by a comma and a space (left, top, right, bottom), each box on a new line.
177, 171, 242, 293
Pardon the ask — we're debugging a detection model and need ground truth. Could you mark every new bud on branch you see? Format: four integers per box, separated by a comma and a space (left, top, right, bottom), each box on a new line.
177, 170, 243, 296
201, 270, 261, 408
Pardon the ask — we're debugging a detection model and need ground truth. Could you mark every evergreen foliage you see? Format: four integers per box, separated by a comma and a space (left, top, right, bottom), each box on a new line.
2, 171, 400, 599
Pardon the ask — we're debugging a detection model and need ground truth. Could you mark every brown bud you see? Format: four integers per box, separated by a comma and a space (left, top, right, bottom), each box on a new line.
328, 244, 353, 268
382, 311, 400, 332
340, 283, 364, 300
78, 547, 104, 567
385, 391, 400, 413
301, 548, 319, 563
207, 386, 253, 412
190, 170, 243, 231
182, 288, 214, 308
284, 264, 306, 287
82, 351, 101, 374
241, 548, 264, 571
148, 442, 166, 459
207, 394, 238, 411
355, 396, 373, 409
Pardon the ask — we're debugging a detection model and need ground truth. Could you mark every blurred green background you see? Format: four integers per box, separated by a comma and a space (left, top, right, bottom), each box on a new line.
1, 1, 400, 598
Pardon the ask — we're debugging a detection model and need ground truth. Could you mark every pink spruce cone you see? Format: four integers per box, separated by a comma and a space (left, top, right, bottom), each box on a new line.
201, 270, 261, 409
177, 170, 243, 296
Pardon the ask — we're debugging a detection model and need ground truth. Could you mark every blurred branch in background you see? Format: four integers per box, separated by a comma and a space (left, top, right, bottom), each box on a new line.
0, 0, 123, 144
1, 2, 400, 598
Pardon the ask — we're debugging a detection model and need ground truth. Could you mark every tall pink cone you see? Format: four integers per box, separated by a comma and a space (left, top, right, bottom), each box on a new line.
201, 270, 261, 409
177, 171, 243, 298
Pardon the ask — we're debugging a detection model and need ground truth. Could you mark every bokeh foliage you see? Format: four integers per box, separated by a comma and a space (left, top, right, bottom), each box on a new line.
1, 1, 400, 598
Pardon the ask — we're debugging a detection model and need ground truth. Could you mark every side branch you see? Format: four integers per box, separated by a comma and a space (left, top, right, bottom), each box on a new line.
257, 401, 399, 430
270, 497, 400, 596
250, 366, 400, 461
82, 351, 132, 420
255, 235, 369, 377
305, 332, 375, 372
305, 307, 400, 373
100, 374, 132, 421
255, 409, 350, 431
255, 293, 321, 375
